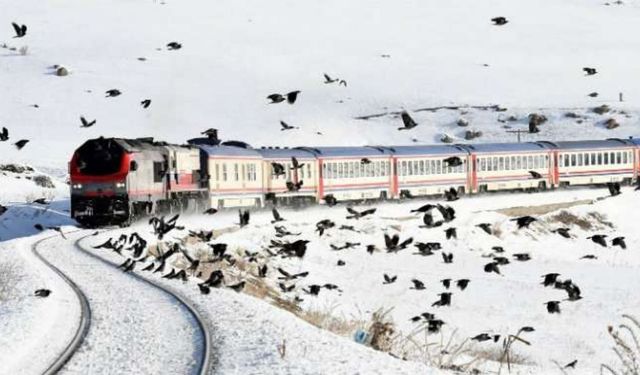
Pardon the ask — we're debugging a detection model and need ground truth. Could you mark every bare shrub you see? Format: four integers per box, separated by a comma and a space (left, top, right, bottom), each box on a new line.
550, 210, 593, 230
601, 315, 640, 375
18, 45, 28, 55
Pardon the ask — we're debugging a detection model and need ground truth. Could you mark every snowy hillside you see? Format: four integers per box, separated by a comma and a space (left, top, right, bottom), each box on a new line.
1, 0, 640, 170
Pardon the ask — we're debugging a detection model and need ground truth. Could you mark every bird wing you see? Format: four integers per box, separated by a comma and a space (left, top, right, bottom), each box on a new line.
384, 234, 392, 249
346, 207, 359, 215
323, 73, 331, 81
12, 22, 21, 36
272, 208, 281, 221
280, 121, 289, 129
362, 208, 377, 216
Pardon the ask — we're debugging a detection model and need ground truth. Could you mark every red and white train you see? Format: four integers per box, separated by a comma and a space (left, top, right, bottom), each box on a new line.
69, 133, 640, 226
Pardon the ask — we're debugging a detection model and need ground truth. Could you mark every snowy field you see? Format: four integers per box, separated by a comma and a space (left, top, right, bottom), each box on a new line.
2, 0, 640, 373
1, 0, 640, 170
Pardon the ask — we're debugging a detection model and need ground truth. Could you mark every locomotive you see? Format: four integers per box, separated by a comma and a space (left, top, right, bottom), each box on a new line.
69, 131, 640, 227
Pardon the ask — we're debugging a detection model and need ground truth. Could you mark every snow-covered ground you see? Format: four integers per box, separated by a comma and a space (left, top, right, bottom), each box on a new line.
1, 0, 640, 170
2, 0, 640, 373
82, 185, 640, 374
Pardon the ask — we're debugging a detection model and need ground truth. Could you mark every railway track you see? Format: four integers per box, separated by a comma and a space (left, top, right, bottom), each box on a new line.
31, 231, 212, 375
31, 234, 92, 375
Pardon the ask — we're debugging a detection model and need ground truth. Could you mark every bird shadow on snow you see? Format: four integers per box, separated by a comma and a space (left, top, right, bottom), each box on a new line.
0, 200, 77, 242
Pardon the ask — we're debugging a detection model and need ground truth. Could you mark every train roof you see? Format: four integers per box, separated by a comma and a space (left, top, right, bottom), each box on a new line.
255, 147, 319, 159
390, 145, 468, 156
630, 137, 640, 146
197, 144, 262, 158
307, 146, 395, 158
111, 137, 168, 152
460, 142, 554, 154
552, 139, 635, 150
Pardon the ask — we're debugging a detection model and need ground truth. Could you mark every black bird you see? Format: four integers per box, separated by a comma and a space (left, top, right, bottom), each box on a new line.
542, 273, 561, 287
612, 236, 626, 249
142, 263, 154, 271
587, 235, 607, 247
432, 292, 452, 307
167, 42, 182, 50
32, 198, 49, 205
80, 116, 96, 128
361, 158, 372, 165
0, 127, 9, 141
315, 219, 335, 236
280, 121, 298, 131
513, 253, 531, 261
476, 223, 492, 235
512, 216, 536, 229
12, 22, 27, 38
443, 156, 463, 167
286, 180, 303, 192
384, 234, 413, 252
491, 17, 508, 26
346, 207, 376, 220
141, 99, 152, 108
529, 123, 540, 134
366, 244, 377, 255
441, 279, 451, 289
583, 67, 597, 76
271, 162, 286, 177
323, 194, 338, 206
337, 260, 346, 266
436, 204, 456, 222
528, 171, 542, 179
323, 73, 339, 84
258, 264, 268, 278
411, 204, 436, 213
398, 111, 418, 130
471, 333, 495, 342
545, 301, 561, 314
227, 281, 246, 292
304, 284, 322, 296
290, 157, 304, 170
444, 187, 459, 202
239, 210, 250, 227
383, 273, 397, 285
279, 283, 295, 293
580, 254, 597, 260
267, 91, 300, 104
456, 279, 470, 291
494, 256, 510, 265
118, 258, 133, 270
444, 227, 457, 240
0, 204, 7, 217
277, 267, 309, 281
198, 283, 210, 295
427, 319, 445, 333
552, 228, 571, 239
33, 223, 44, 230
271, 208, 285, 223
421, 213, 438, 228
484, 262, 501, 275
441, 252, 454, 264
14, 139, 29, 150
34, 289, 51, 297
588, 92, 598, 98
203, 208, 218, 215
410, 279, 426, 290
608, 182, 621, 197
564, 360, 578, 369
122, 260, 136, 273
105, 89, 121, 97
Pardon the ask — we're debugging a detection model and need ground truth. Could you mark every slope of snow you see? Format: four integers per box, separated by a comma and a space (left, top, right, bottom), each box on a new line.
1, 0, 640, 170
83, 186, 640, 374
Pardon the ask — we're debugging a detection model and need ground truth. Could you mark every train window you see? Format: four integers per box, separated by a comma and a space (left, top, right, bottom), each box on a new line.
400, 161, 406, 176
489, 157, 495, 171
241, 164, 246, 181
341, 162, 347, 178
351, 162, 356, 178
337, 163, 343, 179
328, 163, 334, 179
591, 153, 596, 165
354, 162, 360, 178
616, 152, 621, 164
234, 164, 239, 181
585, 154, 590, 166
623, 152, 628, 164
359, 163, 365, 177
222, 164, 228, 181
510, 156, 516, 170
153, 162, 164, 183
610, 152, 615, 164
215, 164, 219, 181
373, 162, 379, 177
569, 154, 575, 167
577, 154, 583, 166
604, 153, 609, 165
497, 157, 503, 171
562, 154, 568, 167
419, 160, 425, 175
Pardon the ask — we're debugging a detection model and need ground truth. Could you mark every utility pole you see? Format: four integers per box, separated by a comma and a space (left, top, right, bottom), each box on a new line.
506, 129, 527, 143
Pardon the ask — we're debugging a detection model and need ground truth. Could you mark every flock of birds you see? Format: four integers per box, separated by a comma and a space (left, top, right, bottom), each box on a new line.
77, 175, 634, 372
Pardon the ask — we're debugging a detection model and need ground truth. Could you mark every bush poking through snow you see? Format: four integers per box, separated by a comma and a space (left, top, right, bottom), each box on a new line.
594, 104, 611, 115
465, 130, 483, 140
601, 314, 640, 375
605, 118, 620, 130
33, 175, 55, 188
0, 262, 19, 302
56, 66, 69, 76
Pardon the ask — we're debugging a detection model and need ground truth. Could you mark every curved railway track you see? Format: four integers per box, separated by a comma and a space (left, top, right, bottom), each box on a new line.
31, 231, 212, 375
31, 234, 92, 375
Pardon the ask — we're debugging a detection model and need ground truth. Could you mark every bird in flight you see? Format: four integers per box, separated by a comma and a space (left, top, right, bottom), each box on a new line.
398, 111, 418, 130
491, 17, 508, 26
80, 116, 96, 128
12, 22, 27, 38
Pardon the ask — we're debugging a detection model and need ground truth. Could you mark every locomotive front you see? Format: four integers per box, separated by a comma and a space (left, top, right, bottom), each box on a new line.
69, 138, 134, 226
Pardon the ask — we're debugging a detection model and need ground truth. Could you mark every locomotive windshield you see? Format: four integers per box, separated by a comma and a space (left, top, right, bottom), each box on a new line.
76, 138, 124, 175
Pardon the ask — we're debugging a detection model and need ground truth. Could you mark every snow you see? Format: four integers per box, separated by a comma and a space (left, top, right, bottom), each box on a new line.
1, 0, 640, 170
1, 0, 640, 373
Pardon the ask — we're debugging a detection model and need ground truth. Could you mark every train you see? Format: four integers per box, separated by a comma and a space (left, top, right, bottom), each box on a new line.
69, 130, 640, 226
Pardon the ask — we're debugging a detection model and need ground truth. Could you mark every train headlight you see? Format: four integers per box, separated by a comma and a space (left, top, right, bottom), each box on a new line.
72, 183, 83, 189
115, 182, 126, 189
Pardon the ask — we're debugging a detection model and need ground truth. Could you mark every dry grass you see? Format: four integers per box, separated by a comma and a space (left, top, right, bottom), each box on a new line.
601, 315, 640, 375
548, 210, 614, 231
496, 199, 594, 217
